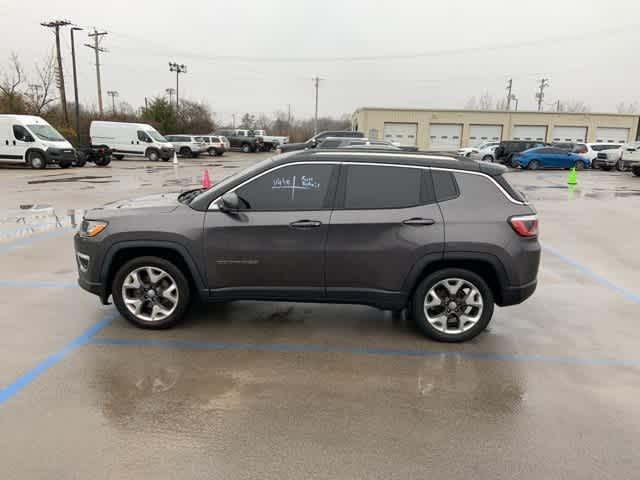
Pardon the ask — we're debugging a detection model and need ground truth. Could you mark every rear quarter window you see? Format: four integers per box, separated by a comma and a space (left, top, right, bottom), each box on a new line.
432, 170, 459, 202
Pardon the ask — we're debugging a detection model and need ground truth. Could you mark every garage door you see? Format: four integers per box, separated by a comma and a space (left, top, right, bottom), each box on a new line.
468, 125, 502, 147
595, 127, 630, 144
512, 125, 547, 141
429, 124, 462, 150
552, 126, 587, 143
383, 123, 417, 146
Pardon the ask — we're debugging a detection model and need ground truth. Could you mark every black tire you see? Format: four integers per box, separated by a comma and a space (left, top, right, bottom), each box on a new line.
632, 165, 640, 177
482, 155, 494, 162
574, 160, 585, 170
74, 157, 87, 167
179, 147, 191, 157
241, 143, 251, 153
94, 156, 111, 167
208, 147, 216, 156
28, 151, 47, 169
528, 159, 540, 170
601, 165, 612, 171
412, 268, 494, 342
59, 160, 72, 169
112, 256, 191, 329
146, 149, 160, 162
114, 154, 125, 160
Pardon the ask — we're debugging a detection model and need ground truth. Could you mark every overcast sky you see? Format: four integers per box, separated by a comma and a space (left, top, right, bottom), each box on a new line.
2, 0, 639, 125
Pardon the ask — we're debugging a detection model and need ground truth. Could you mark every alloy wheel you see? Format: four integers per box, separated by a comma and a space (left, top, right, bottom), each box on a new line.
121, 266, 179, 322
423, 278, 484, 335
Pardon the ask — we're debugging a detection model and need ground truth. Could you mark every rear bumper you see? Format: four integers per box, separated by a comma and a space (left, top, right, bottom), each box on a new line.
500, 279, 537, 306
593, 157, 616, 167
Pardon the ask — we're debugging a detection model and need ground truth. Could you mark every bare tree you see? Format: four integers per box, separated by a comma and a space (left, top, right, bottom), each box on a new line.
26, 53, 57, 114
464, 96, 478, 110
478, 91, 494, 110
255, 113, 271, 130
616, 101, 640, 114
0, 52, 27, 113
557, 99, 590, 113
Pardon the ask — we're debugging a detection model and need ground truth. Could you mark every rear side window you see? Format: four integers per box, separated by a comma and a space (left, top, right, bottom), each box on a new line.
235, 164, 336, 211
342, 165, 430, 209
211, 136, 220, 142
319, 140, 342, 148
432, 170, 459, 202
494, 174, 526, 203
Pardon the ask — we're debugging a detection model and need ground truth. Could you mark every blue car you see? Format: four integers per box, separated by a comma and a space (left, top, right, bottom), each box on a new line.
514, 147, 590, 170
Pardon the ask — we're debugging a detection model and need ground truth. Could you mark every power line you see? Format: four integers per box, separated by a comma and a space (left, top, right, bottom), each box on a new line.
85, 28, 108, 115
40, 20, 71, 125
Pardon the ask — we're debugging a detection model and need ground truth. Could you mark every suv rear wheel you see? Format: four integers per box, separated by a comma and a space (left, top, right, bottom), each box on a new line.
112, 256, 191, 329
412, 268, 494, 342
241, 143, 252, 153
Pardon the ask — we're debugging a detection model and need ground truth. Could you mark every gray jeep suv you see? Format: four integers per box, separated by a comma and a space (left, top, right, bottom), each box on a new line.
75, 150, 540, 342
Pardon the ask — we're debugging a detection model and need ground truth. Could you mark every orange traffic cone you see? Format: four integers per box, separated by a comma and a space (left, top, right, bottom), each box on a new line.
202, 170, 211, 188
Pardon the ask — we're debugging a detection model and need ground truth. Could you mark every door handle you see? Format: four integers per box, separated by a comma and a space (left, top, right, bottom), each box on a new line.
402, 218, 436, 226
289, 220, 322, 229
12, 140, 16, 146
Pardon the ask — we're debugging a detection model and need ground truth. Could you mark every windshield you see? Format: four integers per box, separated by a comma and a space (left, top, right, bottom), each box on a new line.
27, 124, 65, 142
146, 129, 167, 142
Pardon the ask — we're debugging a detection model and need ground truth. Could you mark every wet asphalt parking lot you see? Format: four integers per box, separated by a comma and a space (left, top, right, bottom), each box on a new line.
0, 153, 639, 479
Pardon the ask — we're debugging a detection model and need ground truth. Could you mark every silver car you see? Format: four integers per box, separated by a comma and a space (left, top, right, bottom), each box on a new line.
164, 135, 208, 158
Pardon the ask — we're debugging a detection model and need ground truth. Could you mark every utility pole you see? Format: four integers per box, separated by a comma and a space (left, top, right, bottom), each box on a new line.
70, 26, 82, 144
287, 103, 291, 138
232, 114, 236, 129
85, 28, 108, 116
41, 20, 71, 125
512, 95, 519, 111
168, 62, 187, 112
536, 78, 549, 112
505, 78, 513, 111
556, 99, 561, 112
313, 76, 323, 135
107, 90, 118, 113
165, 87, 175, 105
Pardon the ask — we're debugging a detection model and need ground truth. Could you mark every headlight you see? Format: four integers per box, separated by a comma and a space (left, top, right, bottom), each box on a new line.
80, 220, 108, 237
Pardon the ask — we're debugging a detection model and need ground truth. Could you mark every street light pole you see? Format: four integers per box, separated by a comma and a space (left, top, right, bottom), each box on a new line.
168, 62, 187, 112
70, 26, 83, 144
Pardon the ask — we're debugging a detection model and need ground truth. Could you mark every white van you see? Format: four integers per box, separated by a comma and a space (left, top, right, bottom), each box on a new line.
0, 115, 76, 169
90, 121, 175, 161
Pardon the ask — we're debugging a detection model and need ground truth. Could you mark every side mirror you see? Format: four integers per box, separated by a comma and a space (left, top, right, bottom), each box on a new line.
219, 192, 241, 212
309, 139, 318, 148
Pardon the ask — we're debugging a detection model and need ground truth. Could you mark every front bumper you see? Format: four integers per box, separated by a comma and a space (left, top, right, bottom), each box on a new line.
592, 157, 616, 167
45, 148, 76, 165
74, 233, 110, 304
620, 159, 640, 169
159, 147, 175, 160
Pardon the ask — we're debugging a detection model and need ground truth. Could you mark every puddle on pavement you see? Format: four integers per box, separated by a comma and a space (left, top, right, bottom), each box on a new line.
0, 205, 86, 242
518, 183, 640, 201
27, 175, 118, 185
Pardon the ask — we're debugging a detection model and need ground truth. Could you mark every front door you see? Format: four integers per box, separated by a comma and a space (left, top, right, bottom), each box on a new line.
325, 163, 444, 299
10, 125, 33, 163
204, 162, 338, 299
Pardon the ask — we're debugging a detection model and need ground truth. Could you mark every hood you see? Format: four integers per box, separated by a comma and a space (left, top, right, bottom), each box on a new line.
91, 192, 182, 215
43, 139, 74, 150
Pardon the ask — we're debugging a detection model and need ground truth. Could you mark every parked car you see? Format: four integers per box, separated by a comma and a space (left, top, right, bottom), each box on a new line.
495, 140, 546, 166
0, 114, 76, 169
215, 129, 264, 153
74, 150, 540, 343
219, 136, 231, 151
469, 144, 499, 162
570, 143, 620, 169
620, 143, 640, 174
457, 142, 499, 158
75, 145, 112, 167
199, 135, 226, 156
164, 135, 207, 158
514, 146, 589, 170
278, 130, 365, 153
90, 121, 174, 161
616, 142, 640, 171
252, 129, 289, 150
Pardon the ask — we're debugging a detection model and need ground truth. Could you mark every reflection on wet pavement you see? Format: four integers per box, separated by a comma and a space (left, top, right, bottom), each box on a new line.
0, 205, 85, 242
27, 175, 118, 185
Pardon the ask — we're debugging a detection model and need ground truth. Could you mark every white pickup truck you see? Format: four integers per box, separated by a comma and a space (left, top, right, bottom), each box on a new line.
251, 129, 289, 151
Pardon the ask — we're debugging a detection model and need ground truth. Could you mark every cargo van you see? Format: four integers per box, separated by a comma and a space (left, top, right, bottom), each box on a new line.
0, 115, 76, 169
90, 121, 175, 161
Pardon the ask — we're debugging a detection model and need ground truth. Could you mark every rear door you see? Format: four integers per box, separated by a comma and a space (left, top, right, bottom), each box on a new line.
325, 162, 444, 299
204, 161, 339, 298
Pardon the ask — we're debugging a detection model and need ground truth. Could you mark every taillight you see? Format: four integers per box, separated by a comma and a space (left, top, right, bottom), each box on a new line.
509, 214, 538, 237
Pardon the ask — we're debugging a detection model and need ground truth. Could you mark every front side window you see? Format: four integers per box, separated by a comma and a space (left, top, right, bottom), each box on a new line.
146, 129, 167, 142
13, 125, 34, 142
24, 124, 62, 141
343, 165, 426, 209
137, 130, 152, 142
235, 164, 335, 211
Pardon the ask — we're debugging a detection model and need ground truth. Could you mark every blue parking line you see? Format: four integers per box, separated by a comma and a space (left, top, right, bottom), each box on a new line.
90, 337, 640, 367
0, 228, 73, 254
542, 244, 640, 305
0, 279, 79, 289
0, 311, 118, 406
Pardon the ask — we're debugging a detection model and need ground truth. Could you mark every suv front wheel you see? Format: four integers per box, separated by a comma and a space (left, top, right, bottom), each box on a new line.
112, 256, 191, 329
412, 268, 494, 342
